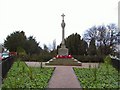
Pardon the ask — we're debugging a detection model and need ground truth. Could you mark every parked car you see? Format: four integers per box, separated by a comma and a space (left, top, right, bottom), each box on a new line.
9, 52, 17, 56
2, 52, 9, 59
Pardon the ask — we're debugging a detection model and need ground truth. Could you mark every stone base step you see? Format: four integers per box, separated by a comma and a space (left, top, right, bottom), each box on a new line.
45, 58, 82, 66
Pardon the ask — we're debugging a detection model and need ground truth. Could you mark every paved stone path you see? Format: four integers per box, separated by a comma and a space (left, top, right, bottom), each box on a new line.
47, 66, 82, 88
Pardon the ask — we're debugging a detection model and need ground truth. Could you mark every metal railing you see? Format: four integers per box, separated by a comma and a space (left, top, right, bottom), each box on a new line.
2, 57, 14, 78
110, 55, 120, 70
0, 56, 14, 85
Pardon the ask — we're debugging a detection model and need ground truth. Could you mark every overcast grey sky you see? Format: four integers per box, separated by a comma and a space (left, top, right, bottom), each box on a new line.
0, 0, 119, 47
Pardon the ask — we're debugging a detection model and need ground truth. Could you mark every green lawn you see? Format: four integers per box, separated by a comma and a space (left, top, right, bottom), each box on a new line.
2, 60, 54, 88
74, 63, 119, 89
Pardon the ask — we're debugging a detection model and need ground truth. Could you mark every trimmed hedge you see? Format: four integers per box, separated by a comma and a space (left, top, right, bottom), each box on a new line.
22, 54, 105, 63
73, 55, 105, 62
23, 54, 53, 62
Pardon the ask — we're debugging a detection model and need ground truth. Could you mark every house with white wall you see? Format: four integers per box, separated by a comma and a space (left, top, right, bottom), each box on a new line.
0, 44, 4, 53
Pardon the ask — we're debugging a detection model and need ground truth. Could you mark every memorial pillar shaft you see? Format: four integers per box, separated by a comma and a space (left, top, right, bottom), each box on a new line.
58, 13, 68, 56
61, 14, 65, 46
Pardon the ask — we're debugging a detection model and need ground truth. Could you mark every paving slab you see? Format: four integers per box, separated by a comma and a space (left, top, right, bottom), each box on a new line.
47, 66, 82, 88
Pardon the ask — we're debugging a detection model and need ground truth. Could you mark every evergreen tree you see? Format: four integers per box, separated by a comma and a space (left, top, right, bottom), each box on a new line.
65, 33, 88, 55
4, 31, 26, 52
88, 38, 97, 55
80, 39, 88, 55
25, 36, 42, 55
65, 33, 81, 55
4, 31, 42, 55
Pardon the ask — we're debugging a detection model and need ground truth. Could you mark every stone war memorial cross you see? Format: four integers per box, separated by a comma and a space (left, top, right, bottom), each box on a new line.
58, 13, 68, 56
45, 14, 82, 66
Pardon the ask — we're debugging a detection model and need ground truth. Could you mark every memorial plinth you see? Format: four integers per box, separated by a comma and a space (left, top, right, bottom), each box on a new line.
58, 47, 68, 56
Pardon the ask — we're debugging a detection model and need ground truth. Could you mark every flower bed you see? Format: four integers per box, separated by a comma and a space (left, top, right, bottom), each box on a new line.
2, 60, 54, 88
74, 63, 119, 88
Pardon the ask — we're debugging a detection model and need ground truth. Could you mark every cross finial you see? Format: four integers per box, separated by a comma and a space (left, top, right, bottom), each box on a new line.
61, 13, 65, 20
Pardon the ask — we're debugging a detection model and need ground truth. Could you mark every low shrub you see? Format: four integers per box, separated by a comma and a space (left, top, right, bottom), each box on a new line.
73, 55, 105, 62
39, 54, 53, 62
104, 56, 111, 65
